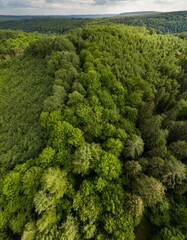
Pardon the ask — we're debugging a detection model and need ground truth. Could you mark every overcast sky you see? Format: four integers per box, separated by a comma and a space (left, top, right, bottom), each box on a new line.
0, 0, 186, 15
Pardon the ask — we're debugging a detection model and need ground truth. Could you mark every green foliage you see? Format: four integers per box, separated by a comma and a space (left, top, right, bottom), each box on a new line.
60, 215, 80, 240
1, 23, 187, 239
135, 175, 165, 206
169, 140, 187, 161
73, 181, 102, 229
149, 198, 171, 226
73, 143, 102, 175
1, 12, 187, 36
34, 191, 55, 214
104, 11, 187, 34
0, 30, 45, 60
154, 227, 185, 240
103, 213, 135, 240
0, 55, 53, 167
96, 152, 122, 181
0, 18, 92, 34
124, 160, 142, 177
22, 222, 36, 240
103, 138, 123, 157
37, 147, 56, 167
41, 168, 68, 199
161, 156, 186, 188
124, 135, 144, 159
125, 194, 144, 225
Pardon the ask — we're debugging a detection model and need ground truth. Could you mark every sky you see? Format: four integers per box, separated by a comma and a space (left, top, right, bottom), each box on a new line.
0, 0, 186, 15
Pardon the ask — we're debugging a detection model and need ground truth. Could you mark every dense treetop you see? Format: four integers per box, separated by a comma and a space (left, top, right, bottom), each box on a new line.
0, 24, 187, 239
0, 18, 92, 35
0, 56, 53, 168
0, 30, 46, 60
106, 11, 187, 34
0, 11, 187, 34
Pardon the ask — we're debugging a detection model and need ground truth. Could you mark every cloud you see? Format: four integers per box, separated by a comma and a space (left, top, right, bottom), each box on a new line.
45, 0, 93, 3
44, 0, 139, 6
0, 0, 186, 15
93, 0, 138, 5
0, 0, 45, 8
154, 0, 175, 4
0, 0, 28, 7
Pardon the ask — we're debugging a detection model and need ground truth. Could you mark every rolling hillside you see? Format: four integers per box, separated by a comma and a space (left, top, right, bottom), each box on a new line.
0, 25, 187, 239
0, 11, 186, 34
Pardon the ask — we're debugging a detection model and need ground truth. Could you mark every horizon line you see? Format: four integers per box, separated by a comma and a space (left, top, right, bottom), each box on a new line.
2, 10, 187, 17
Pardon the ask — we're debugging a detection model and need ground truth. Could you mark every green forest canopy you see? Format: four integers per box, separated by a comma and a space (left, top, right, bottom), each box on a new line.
0, 30, 46, 59
107, 11, 187, 34
0, 11, 187, 34
0, 24, 187, 239
0, 18, 92, 34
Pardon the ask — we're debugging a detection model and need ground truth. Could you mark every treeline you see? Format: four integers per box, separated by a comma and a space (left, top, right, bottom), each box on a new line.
0, 25, 187, 239
0, 16, 39, 22
106, 11, 187, 34
0, 18, 92, 34
0, 11, 187, 35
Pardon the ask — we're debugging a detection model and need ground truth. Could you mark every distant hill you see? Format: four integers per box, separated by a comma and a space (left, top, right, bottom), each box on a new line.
0, 15, 44, 22
0, 11, 187, 34
0, 18, 92, 34
0, 12, 159, 22
107, 11, 187, 33
0, 14, 116, 22
118, 11, 160, 17
60, 14, 116, 18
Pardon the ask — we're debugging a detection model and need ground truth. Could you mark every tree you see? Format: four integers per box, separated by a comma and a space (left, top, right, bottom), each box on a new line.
124, 161, 142, 177
103, 212, 135, 240
169, 140, 187, 161
95, 152, 122, 181
67, 91, 84, 106
125, 194, 144, 225
149, 198, 170, 226
140, 115, 168, 151
22, 222, 36, 240
60, 215, 80, 240
124, 135, 144, 159
154, 227, 185, 240
41, 168, 68, 199
162, 156, 186, 188
36, 210, 58, 235
23, 166, 42, 196
103, 138, 123, 157
135, 175, 165, 206
73, 180, 102, 236
43, 85, 66, 112
37, 147, 56, 167
73, 143, 102, 175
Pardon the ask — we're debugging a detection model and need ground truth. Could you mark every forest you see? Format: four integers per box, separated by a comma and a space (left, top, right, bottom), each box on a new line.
0, 18, 92, 35
0, 11, 187, 35
0, 17, 187, 240
107, 11, 187, 33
